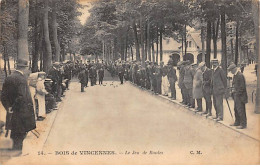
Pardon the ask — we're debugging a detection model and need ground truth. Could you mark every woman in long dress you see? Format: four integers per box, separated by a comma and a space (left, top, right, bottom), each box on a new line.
161, 66, 170, 96
36, 72, 48, 120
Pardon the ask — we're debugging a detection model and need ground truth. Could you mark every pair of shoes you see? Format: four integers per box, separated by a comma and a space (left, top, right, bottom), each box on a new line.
206, 113, 212, 117
236, 126, 246, 129
216, 118, 223, 122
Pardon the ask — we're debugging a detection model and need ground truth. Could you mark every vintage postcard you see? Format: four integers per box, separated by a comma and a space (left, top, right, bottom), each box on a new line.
0, 0, 259, 165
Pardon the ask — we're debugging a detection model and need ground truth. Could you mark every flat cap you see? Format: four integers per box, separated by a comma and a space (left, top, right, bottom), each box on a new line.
227, 63, 237, 71
16, 59, 28, 67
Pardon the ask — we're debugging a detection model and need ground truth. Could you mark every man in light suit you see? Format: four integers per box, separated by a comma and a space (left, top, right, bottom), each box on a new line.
211, 59, 227, 121
228, 63, 248, 129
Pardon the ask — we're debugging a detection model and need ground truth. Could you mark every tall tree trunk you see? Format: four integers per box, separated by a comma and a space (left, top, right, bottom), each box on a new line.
144, 21, 148, 62
43, 0, 52, 72
132, 20, 140, 61
231, 39, 234, 62
184, 24, 187, 58
51, 0, 60, 62
159, 24, 163, 62
32, 0, 39, 73
130, 45, 134, 61
18, 0, 29, 62
156, 25, 159, 63
234, 20, 239, 65
206, 20, 211, 68
221, 6, 227, 75
140, 17, 145, 65
252, 0, 259, 113
201, 26, 205, 62
181, 35, 184, 60
147, 21, 151, 61
213, 17, 220, 59
152, 42, 155, 63
125, 32, 128, 61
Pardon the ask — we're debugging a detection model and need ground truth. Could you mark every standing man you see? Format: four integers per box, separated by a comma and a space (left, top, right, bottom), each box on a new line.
178, 61, 187, 105
118, 63, 125, 84
78, 67, 87, 92
183, 61, 195, 108
1, 59, 36, 155
199, 62, 213, 116
211, 59, 227, 121
167, 64, 178, 100
228, 63, 248, 129
98, 66, 105, 85
192, 63, 203, 112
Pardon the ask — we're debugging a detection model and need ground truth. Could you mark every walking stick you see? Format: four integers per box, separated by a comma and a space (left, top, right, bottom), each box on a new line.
225, 98, 233, 119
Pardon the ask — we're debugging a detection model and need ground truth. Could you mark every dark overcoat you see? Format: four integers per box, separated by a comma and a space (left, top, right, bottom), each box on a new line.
202, 68, 213, 94
232, 71, 248, 104
1, 71, 36, 133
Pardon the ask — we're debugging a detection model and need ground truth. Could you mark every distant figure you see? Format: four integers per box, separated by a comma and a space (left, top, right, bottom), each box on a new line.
1, 59, 36, 155
98, 66, 105, 85
167, 64, 178, 100
118, 64, 125, 84
240, 64, 244, 73
228, 63, 248, 129
78, 68, 87, 92
255, 64, 258, 76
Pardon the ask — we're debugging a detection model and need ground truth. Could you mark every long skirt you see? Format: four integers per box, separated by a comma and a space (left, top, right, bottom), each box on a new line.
37, 94, 46, 117
161, 76, 170, 96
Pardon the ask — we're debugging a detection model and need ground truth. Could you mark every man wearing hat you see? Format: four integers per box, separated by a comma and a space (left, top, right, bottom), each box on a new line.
228, 63, 248, 129
199, 62, 213, 116
1, 59, 36, 155
211, 59, 227, 121
183, 60, 195, 108
178, 61, 188, 104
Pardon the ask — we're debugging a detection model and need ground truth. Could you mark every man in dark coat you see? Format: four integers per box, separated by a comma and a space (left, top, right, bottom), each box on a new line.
199, 62, 213, 116
211, 59, 227, 121
78, 67, 87, 92
1, 59, 36, 153
47, 62, 62, 102
118, 63, 125, 84
228, 63, 248, 129
178, 61, 188, 105
98, 66, 105, 85
167, 64, 178, 99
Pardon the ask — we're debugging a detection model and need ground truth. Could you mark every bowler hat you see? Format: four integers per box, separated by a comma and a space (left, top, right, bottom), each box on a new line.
16, 59, 28, 67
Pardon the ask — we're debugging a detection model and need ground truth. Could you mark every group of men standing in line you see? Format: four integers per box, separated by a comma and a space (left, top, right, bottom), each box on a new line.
178, 59, 248, 129
78, 60, 105, 92
108, 56, 248, 130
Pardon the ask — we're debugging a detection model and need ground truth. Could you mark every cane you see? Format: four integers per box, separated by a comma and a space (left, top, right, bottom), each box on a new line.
225, 98, 234, 119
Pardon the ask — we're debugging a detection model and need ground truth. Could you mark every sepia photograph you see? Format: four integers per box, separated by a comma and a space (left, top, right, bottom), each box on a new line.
0, 0, 259, 165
